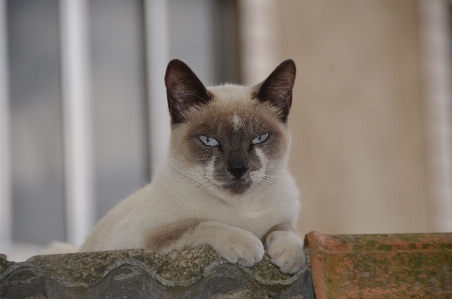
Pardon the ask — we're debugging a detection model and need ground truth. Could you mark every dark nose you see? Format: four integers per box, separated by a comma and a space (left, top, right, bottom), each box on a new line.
227, 159, 249, 179
228, 166, 249, 179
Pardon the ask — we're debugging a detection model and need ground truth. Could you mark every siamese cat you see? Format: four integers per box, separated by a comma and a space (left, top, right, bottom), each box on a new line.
43, 59, 304, 274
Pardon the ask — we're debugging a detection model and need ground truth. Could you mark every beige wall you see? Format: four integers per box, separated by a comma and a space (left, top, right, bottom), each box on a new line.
271, 1, 428, 236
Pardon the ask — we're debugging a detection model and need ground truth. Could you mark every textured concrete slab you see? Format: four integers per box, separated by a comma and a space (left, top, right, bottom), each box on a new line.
306, 231, 452, 299
0, 246, 314, 299
5, 231, 449, 298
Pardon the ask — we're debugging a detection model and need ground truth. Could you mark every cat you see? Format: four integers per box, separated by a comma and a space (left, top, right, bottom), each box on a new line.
42, 59, 305, 274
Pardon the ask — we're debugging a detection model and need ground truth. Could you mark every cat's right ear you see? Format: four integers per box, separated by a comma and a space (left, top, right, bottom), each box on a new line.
253, 59, 296, 123
165, 59, 211, 124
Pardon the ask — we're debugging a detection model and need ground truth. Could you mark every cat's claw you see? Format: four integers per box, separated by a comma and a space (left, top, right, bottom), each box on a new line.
266, 231, 305, 274
215, 230, 265, 267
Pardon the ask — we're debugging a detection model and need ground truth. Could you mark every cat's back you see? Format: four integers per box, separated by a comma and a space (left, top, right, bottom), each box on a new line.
79, 184, 151, 251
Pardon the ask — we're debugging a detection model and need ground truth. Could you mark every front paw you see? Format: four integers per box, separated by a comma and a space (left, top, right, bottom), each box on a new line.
215, 229, 265, 268
266, 231, 305, 274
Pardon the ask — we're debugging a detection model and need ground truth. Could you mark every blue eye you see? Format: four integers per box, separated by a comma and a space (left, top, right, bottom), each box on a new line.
251, 133, 269, 145
199, 135, 220, 147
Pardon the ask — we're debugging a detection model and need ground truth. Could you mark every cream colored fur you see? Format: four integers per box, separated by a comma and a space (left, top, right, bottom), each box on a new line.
43, 60, 304, 274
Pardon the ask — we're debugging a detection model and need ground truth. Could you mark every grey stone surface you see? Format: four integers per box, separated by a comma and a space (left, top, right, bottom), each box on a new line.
0, 247, 314, 299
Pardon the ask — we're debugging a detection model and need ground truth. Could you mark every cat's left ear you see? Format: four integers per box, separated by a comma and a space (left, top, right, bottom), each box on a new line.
254, 59, 296, 123
165, 59, 211, 124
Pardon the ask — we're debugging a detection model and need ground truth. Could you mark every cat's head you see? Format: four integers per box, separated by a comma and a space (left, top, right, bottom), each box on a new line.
165, 59, 296, 198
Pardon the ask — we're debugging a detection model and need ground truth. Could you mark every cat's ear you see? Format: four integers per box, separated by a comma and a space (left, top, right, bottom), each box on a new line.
165, 59, 211, 124
254, 59, 296, 123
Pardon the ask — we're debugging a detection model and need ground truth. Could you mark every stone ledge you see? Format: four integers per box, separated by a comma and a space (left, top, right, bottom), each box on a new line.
3, 231, 451, 298
0, 246, 313, 299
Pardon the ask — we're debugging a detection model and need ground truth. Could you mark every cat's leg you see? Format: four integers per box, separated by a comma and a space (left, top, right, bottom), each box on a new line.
264, 223, 305, 274
144, 220, 264, 267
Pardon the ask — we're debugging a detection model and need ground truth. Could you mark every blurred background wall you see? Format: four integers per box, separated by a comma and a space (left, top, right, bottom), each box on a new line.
281, 0, 428, 236
242, 0, 452, 236
0, 0, 451, 261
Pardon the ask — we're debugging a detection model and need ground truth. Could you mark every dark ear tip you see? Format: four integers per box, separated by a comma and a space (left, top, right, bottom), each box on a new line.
167, 59, 184, 66
279, 59, 296, 73
166, 59, 187, 73
282, 59, 295, 66
165, 59, 194, 86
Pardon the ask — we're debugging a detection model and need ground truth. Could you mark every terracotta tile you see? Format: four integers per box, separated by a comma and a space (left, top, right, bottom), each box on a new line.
306, 231, 452, 298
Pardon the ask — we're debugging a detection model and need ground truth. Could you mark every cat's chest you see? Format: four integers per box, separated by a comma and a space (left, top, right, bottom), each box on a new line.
138, 169, 298, 238
181, 192, 290, 237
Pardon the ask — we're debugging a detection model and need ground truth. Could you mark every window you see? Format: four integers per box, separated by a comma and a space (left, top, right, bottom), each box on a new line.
0, 0, 239, 261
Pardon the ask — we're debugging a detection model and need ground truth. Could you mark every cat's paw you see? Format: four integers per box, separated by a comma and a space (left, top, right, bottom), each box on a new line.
215, 229, 265, 267
266, 231, 305, 274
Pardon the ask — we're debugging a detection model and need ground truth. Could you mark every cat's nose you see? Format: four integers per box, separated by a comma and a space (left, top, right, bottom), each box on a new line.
228, 165, 249, 179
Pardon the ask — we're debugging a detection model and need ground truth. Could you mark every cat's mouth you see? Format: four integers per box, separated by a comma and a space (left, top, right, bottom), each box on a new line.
204, 159, 254, 195
222, 179, 251, 194
205, 174, 252, 195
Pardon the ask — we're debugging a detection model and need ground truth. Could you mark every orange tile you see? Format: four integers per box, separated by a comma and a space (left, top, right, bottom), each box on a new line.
306, 231, 452, 299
